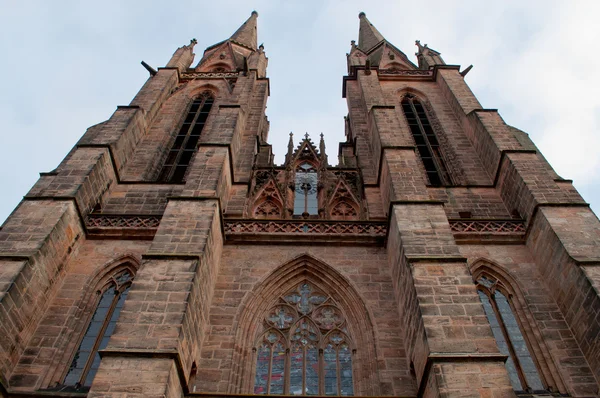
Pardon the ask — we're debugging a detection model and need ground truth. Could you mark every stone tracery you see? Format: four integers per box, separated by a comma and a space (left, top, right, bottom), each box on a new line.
253, 281, 354, 396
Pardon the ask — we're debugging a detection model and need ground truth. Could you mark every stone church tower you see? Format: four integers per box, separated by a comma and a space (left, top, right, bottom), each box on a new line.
1, 11, 599, 398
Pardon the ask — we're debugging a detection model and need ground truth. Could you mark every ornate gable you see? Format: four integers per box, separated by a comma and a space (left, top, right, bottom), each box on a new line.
289, 134, 321, 169
348, 43, 368, 68
327, 177, 362, 220
251, 177, 285, 219
379, 43, 416, 71
196, 42, 237, 72
196, 41, 253, 72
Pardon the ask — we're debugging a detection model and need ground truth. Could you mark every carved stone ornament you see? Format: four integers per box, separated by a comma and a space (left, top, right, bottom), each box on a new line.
378, 69, 432, 76
181, 72, 238, 79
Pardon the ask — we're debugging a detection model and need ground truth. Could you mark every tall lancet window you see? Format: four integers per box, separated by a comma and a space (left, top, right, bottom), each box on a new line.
294, 163, 319, 216
254, 282, 354, 396
158, 93, 214, 183
401, 94, 451, 186
476, 275, 546, 393
64, 270, 134, 389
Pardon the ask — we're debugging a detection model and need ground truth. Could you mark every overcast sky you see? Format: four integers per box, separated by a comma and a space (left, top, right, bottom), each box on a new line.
1, 0, 599, 224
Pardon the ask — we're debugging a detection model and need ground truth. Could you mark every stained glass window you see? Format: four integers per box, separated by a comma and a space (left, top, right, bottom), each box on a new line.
294, 163, 319, 216
64, 270, 133, 389
477, 275, 545, 393
401, 94, 450, 186
158, 93, 214, 183
254, 281, 354, 395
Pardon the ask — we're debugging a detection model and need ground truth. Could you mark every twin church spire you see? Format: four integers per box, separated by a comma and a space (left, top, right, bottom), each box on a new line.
351, 12, 445, 71
229, 10, 259, 50
357, 12, 385, 52
184, 11, 444, 74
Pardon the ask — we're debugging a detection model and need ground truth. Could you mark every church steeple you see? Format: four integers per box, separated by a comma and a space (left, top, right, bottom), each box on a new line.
195, 11, 267, 77
230, 11, 259, 50
349, 13, 417, 71
358, 12, 384, 52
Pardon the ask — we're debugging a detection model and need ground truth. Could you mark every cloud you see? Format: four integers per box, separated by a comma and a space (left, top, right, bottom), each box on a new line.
0, 0, 598, 225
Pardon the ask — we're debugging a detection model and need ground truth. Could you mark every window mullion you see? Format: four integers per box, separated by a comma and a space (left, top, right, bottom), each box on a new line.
284, 348, 290, 395
79, 286, 120, 386
489, 292, 530, 391
411, 100, 446, 185
267, 344, 274, 394
165, 99, 204, 182
336, 347, 341, 396
319, 348, 324, 396
298, 346, 304, 395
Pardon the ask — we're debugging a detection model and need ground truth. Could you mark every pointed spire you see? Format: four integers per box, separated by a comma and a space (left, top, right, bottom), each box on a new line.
286, 132, 295, 162
288, 132, 295, 153
415, 40, 445, 70
230, 11, 258, 50
319, 133, 328, 166
166, 38, 198, 72
358, 12, 385, 52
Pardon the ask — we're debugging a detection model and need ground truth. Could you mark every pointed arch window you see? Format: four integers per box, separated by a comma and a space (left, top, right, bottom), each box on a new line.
254, 282, 354, 396
158, 93, 214, 183
63, 269, 134, 389
294, 163, 318, 216
476, 275, 546, 393
401, 94, 451, 186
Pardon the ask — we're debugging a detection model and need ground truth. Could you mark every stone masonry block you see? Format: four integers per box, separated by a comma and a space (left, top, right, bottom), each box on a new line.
0, 200, 82, 382
380, 149, 429, 210
78, 107, 147, 173
497, 152, 585, 221
392, 204, 460, 258
27, 147, 116, 214
148, 199, 220, 256
181, 147, 231, 200
130, 69, 179, 124
200, 105, 246, 169
88, 356, 182, 398
528, 206, 600, 383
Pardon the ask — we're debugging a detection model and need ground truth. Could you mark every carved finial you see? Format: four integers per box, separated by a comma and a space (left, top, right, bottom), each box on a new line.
351, 40, 356, 47
319, 133, 326, 152
319, 133, 328, 165
358, 12, 366, 19
286, 132, 294, 163
415, 39, 425, 52
188, 38, 198, 49
259, 43, 265, 52
304, 132, 309, 140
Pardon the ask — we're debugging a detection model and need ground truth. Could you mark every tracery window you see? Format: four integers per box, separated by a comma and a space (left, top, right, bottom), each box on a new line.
63, 270, 133, 389
294, 163, 318, 216
158, 93, 214, 183
401, 94, 450, 186
476, 275, 546, 393
254, 282, 354, 396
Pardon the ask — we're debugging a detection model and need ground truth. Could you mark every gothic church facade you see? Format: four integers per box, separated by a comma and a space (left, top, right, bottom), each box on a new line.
0, 11, 599, 398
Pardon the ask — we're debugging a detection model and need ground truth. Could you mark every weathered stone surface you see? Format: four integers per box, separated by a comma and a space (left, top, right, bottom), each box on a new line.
1, 13, 599, 398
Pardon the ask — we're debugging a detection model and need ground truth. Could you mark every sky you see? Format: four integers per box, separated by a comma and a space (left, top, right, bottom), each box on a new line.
0, 0, 599, 225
